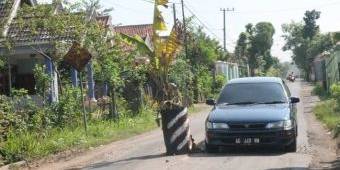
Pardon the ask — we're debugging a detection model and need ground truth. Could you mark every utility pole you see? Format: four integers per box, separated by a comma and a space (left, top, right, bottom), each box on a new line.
173, 3, 177, 24
181, 0, 190, 107
181, 0, 188, 58
220, 8, 234, 51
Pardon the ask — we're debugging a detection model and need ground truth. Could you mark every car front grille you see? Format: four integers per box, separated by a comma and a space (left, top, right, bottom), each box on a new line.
228, 123, 267, 130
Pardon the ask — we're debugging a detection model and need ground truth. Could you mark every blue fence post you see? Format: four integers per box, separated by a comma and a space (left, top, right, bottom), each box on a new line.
103, 82, 108, 97
86, 61, 96, 102
45, 57, 58, 103
71, 68, 79, 87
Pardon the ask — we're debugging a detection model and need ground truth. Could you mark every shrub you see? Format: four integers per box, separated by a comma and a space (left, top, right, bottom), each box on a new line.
312, 83, 329, 99
50, 86, 82, 128
330, 83, 340, 110
213, 74, 226, 94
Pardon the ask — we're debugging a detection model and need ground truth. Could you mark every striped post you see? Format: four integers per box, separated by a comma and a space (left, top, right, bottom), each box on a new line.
161, 103, 192, 155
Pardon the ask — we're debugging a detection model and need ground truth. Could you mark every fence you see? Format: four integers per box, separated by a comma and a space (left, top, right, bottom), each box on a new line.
215, 61, 242, 81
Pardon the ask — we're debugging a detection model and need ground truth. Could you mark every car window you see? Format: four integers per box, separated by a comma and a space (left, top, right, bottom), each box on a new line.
217, 82, 288, 104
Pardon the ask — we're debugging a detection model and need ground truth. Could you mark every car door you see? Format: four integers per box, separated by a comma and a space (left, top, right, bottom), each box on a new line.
282, 80, 297, 125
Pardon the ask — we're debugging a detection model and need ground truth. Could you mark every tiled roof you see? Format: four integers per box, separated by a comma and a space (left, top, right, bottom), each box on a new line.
113, 24, 153, 39
1, 3, 111, 47
96, 15, 111, 28
0, 1, 12, 23
6, 16, 77, 45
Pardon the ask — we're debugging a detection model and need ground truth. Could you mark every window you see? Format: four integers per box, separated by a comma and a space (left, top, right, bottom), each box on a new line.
217, 82, 287, 104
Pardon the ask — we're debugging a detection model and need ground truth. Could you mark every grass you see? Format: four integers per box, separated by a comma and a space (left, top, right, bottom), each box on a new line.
0, 104, 209, 165
0, 109, 157, 164
313, 99, 340, 137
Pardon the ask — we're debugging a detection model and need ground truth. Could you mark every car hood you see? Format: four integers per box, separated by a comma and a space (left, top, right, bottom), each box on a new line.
208, 104, 291, 123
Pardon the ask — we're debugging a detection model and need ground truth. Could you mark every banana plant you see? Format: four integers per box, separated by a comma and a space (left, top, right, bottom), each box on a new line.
120, 1, 192, 155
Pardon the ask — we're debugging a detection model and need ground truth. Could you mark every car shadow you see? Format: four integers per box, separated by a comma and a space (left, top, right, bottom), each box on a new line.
189, 140, 286, 157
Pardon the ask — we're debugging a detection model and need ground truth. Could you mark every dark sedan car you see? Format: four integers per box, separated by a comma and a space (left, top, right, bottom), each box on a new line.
205, 77, 300, 153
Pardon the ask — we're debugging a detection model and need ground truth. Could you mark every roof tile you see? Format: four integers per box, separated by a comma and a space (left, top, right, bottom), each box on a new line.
113, 24, 153, 39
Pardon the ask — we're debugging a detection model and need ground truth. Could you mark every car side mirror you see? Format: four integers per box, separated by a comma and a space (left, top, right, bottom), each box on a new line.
290, 97, 300, 103
206, 99, 216, 106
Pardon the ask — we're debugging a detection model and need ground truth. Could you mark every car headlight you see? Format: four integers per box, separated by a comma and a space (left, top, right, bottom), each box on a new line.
266, 120, 293, 130
266, 121, 284, 129
283, 120, 293, 130
206, 122, 229, 129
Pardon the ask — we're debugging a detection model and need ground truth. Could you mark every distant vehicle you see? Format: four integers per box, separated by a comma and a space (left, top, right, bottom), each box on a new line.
286, 72, 296, 82
205, 77, 299, 153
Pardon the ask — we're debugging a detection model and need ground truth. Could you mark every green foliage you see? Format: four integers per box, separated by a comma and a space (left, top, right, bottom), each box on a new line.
234, 22, 275, 76
313, 99, 340, 137
195, 66, 213, 99
303, 10, 321, 39
33, 64, 51, 103
213, 74, 226, 94
282, 10, 334, 81
312, 83, 329, 99
169, 58, 194, 98
186, 26, 225, 67
331, 83, 340, 110
50, 86, 82, 127
0, 107, 156, 164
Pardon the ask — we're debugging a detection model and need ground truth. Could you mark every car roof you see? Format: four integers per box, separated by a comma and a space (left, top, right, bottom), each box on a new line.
228, 77, 283, 84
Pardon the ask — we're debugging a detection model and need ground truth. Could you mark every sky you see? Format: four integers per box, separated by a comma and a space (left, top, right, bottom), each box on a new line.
39, 0, 340, 62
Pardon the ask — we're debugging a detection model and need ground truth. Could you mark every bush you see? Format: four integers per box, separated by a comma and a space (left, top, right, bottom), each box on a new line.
195, 66, 213, 100
312, 83, 329, 99
213, 74, 226, 94
314, 99, 340, 137
50, 86, 82, 128
331, 83, 340, 110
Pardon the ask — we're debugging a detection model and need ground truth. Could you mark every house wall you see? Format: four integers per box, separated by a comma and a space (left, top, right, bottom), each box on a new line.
215, 61, 240, 81
0, 53, 44, 95
325, 46, 340, 89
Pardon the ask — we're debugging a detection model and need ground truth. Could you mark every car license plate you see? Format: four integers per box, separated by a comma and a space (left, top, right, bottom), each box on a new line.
235, 138, 260, 144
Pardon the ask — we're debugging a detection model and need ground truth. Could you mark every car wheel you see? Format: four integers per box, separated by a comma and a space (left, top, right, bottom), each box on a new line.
205, 142, 219, 153
285, 138, 297, 152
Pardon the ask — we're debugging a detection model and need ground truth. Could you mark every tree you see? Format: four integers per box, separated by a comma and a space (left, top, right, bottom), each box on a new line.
303, 10, 321, 39
234, 32, 248, 66
282, 10, 334, 81
234, 22, 275, 76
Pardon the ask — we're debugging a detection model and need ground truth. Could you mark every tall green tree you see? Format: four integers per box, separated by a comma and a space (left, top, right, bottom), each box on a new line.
303, 10, 321, 39
282, 10, 333, 80
234, 22, 275, 76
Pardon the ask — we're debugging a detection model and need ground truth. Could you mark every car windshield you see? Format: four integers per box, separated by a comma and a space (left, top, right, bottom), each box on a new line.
217, 82, 287, 105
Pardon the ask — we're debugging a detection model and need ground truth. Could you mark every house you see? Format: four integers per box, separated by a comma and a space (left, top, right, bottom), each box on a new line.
325, 42, 340, 89
113, 24, 154, 65
0, 0, 112, 102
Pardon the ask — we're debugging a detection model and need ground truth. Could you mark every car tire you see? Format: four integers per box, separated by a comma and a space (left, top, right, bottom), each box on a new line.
205, 142, 219, 153
285, 138, 297, 152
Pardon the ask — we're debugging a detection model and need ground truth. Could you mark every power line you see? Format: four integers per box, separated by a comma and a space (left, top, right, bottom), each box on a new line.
184, 5, 222, 41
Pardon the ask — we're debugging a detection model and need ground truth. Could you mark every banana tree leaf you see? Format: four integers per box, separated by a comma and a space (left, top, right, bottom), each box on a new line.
119, 33, 154, 57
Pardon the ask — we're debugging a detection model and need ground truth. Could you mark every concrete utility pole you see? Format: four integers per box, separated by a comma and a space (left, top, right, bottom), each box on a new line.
220, 8, 234, 51
173, 3, 177, 24
181, 0, 188, 58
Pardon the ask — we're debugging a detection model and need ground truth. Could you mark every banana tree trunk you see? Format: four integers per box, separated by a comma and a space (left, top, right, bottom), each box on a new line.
160, 102, 192, 155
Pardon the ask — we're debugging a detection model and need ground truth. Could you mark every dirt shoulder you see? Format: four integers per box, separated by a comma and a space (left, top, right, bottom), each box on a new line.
0, 104, 211, 170
302, 82, 339, 169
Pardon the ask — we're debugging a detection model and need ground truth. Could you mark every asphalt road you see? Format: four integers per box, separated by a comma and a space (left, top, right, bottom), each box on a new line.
57, 80, 311, 170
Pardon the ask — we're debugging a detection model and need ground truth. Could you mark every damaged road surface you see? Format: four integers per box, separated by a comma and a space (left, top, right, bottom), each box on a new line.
35, 80, 338, 170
